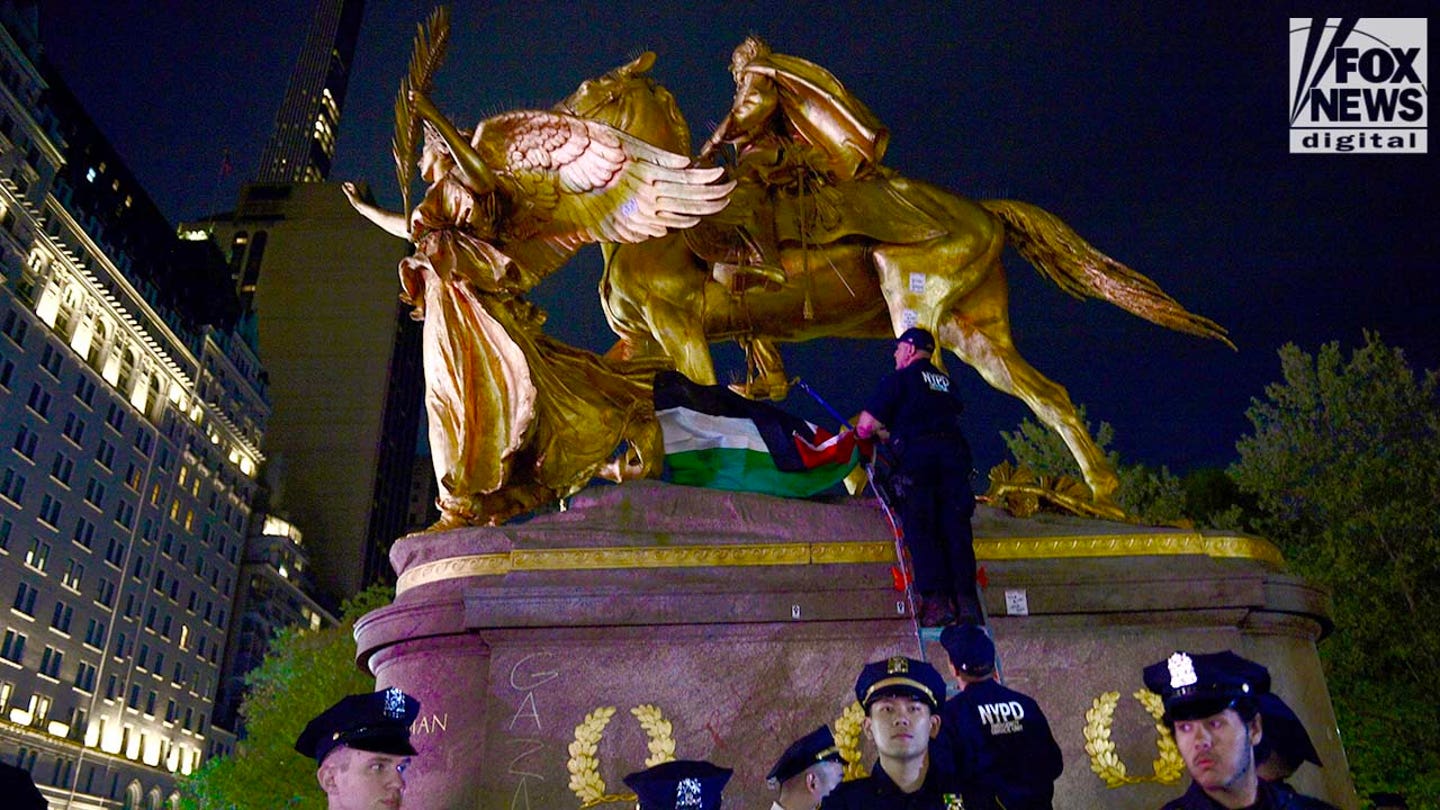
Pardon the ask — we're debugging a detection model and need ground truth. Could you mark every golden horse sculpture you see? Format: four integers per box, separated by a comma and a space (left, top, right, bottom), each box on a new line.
561, 49, 1233, 516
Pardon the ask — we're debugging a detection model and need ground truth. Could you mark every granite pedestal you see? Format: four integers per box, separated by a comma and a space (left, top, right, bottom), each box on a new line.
354, 480, 1355, 809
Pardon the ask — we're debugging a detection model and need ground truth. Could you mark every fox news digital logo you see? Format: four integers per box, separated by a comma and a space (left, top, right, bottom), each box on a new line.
1289, 18, 1428, 154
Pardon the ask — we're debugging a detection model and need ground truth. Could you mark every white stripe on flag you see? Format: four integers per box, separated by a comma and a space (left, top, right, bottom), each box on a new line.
657, 407, 770, 454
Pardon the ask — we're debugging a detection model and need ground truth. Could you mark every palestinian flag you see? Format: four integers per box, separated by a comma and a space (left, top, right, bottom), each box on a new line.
654, 370, 862, 497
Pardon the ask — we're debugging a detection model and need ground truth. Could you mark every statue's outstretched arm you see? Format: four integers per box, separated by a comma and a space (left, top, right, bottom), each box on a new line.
411, 90, 496, 196
342, 182, 410, 240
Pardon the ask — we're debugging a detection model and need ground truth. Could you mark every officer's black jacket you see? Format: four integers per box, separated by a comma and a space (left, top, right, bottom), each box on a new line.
933, 679, 1063, 809
822, 758, 997, 810
863, 358, 970, 470
1159, 779, 1341, 809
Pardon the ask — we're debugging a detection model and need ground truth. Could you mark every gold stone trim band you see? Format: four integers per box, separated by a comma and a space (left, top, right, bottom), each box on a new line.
396, 533, 1281, 594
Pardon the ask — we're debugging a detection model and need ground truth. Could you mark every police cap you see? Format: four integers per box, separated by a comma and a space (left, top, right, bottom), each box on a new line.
897, 327, 935, 353
939, 624, 995, 677
854, 656, 945, 713
766, 725, 846, 788
623, 760, 732, 810
294, 687, 420, 765
1142, 650, 1267, 724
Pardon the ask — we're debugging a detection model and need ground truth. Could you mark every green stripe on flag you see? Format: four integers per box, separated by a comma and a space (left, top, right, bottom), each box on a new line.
665, 447, 858, 498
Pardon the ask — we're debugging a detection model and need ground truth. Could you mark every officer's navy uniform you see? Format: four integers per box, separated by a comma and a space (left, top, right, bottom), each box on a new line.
863, 343, 978, 621
823, 757, 977, 810
1159, 780, 1339, 809
935, 677, 1063, 809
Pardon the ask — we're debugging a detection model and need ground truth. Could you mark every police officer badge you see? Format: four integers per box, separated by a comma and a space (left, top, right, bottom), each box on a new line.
675, 777, 702, 808
887, 656, 909, 674
1167, 652, 1197, 690
943, 793, 967, 809
383, 686, 408, 719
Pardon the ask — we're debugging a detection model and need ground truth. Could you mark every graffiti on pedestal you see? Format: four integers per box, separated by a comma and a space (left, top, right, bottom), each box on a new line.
507, 652, 560, 810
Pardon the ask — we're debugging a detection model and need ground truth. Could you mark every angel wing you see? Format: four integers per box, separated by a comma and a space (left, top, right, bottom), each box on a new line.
470, 111, 733, 261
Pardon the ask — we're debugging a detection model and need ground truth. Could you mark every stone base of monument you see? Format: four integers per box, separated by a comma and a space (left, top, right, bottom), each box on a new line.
354, 480, 1357, 809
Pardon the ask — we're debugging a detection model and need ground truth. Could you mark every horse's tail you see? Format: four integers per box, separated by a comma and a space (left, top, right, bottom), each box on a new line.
981, 199, 1235, 349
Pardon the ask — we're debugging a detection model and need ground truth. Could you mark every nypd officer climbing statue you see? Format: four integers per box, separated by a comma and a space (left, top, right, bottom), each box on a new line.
856, 327, 980, 627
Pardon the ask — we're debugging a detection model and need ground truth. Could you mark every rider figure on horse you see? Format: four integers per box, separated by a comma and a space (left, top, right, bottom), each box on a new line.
702, 36, 922, 400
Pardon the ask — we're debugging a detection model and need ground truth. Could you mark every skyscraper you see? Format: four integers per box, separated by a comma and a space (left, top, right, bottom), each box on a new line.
195, 0, 422, 602
202, 183, 421, 601
255, 0, 365, 183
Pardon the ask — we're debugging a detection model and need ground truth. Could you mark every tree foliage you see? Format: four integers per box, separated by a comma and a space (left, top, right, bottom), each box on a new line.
1230, 334, 1440, 804
1000, 405, 1189, 525
181, 585, 394, 810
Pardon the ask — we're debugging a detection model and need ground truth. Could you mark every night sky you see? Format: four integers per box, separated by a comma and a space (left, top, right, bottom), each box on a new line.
38, 2, 1439, 478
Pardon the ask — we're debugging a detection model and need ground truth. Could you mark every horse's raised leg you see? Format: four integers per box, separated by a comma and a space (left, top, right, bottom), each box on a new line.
935, 270, 1122, 513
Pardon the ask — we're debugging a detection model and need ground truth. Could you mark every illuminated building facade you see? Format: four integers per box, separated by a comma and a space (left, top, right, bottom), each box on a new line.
255, 0, 365, 183
213, 513, 336, 732
0, 11, 267, 808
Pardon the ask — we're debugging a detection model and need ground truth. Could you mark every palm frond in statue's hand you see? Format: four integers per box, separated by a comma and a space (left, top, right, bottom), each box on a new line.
392, 5, 450, 214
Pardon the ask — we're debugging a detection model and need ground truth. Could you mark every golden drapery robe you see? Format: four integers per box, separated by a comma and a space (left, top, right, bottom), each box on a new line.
403, 174, 659, 521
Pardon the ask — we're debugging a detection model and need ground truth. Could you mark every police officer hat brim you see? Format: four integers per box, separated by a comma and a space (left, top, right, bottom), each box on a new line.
864, 681, 939, 712
1163, 694, 1245, 724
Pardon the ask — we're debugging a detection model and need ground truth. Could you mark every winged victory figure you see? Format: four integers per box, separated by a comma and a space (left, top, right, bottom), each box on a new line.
344, 90, 732, 529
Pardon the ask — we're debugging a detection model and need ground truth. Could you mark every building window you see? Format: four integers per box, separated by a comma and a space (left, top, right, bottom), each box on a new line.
39, 343, 62, 378
12, 424, 38, 459
25, 384, 52, 418
71, 516, 94, 548
1, 629, 26, 663
38, 645, 62, 677
12, 581, 38, 615
84, 617, 105, 648
0, 517, 11, 551
105, 403, 126, 432
38, 493, 61, 527
50, 452, 75, 485
114, 499, 135, 529
50, 600, 73, 633
62, 412, 86, 445
61, 559, 83, 591
2, 309, 28, 346
96, 439, 116, 469
94, 577, 115, 608
23, 538, 49, 572
74, 376, 96, 406
103, 537, 124, 568
75, 661, 97, 693
0, 467, 26, 502
0, 357, 13, 389
84, 477, 106, 509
